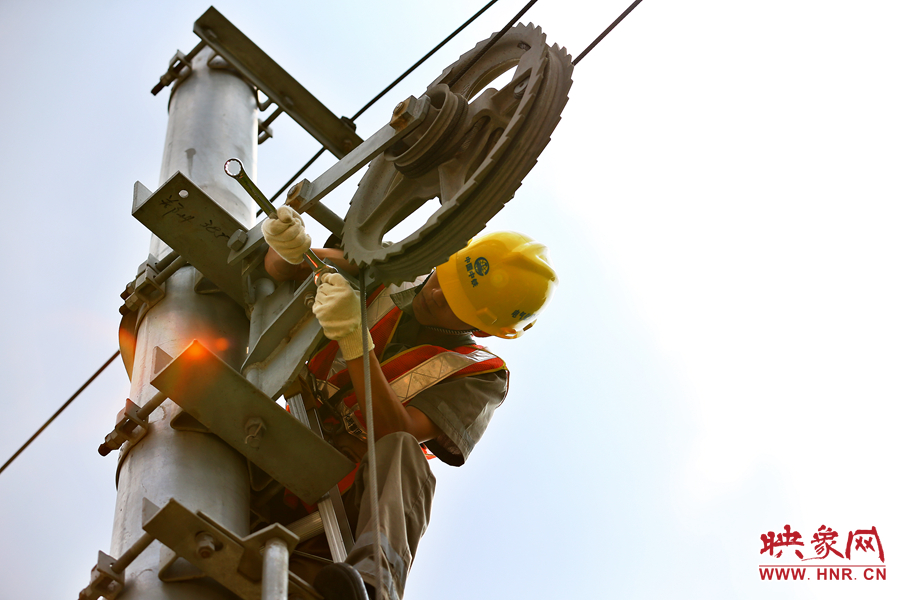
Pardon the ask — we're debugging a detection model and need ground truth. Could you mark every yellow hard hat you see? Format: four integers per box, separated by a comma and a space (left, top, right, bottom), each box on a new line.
435, 231, 558, 339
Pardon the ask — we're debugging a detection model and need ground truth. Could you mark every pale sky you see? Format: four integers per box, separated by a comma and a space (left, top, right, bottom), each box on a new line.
0, 1, 897, 599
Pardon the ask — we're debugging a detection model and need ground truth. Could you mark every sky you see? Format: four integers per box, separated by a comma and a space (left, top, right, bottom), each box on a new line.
0, 1, 898, 599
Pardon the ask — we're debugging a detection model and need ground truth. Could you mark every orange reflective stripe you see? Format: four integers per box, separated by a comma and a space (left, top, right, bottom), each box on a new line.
340, 344, 506, 415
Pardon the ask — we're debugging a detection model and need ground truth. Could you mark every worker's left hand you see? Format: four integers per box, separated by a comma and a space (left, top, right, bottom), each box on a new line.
313, 273, 373, 360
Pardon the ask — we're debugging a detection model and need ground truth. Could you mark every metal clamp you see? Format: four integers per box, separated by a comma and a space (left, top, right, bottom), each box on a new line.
98, 391, 167, 456
119, 254, 189, 316
151, 41, 208, 96
78, 552, 124, 600
78, 533, 155, 600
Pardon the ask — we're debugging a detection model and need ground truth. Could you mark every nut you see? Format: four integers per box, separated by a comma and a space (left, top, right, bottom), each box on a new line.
196, 532, 217, 558
390, 98, 413, 129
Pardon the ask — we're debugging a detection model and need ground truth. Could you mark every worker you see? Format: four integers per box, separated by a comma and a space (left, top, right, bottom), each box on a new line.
263, 206, 557, 600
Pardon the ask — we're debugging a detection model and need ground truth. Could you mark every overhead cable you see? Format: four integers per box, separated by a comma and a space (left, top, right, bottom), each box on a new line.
573, 0, 645, 66
0, 350, 121, 477
447, 0, 539, 88
270, 0, 502, 203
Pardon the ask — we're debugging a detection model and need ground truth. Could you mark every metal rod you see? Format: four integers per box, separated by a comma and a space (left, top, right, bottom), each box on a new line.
260, 107, 284, 130
261, 538, 290, 600
111, 532, 155, 573
136, 390, 169, 421
154, 255, 189, 285
359, 265, 383, 600
153, 251, 180, 273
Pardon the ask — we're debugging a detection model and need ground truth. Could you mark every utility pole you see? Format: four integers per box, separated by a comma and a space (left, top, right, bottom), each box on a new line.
81, 7, 573, 600
110, 46, 257, 599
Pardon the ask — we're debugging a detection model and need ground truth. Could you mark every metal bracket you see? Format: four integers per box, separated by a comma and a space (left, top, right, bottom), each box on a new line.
78, 551, 124, 600
193, 7, 361, 158
132, 173, 252, 305
121, 261, 164, 313
79, 532, 155, 600
142, 498, 321, 600
151, 340, 354, 504
98, 398, 149, 457
284, 95, 430, 238
151, 41, 207, 95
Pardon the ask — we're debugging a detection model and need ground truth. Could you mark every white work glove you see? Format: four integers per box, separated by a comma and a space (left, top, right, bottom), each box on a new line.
312, 273, 374, 361
262, 206, 311, 264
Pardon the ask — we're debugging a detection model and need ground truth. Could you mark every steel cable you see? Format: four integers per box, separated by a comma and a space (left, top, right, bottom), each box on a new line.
269, 0, 502, 204
573, 0, 645, 66
0, 350, 121, 477
357, 265, 384, 600
446, 0, 539, 88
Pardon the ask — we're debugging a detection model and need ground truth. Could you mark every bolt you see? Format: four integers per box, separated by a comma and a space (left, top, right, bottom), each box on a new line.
514, 80, 528, 99
196, 532, 217, 558
227, 229, 248, 251
393, 101, 406, 116
305, 293, 315, 308
178, 190, 189, 199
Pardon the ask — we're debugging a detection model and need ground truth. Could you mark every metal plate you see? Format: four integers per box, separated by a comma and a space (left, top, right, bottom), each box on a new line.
142, 498, 320, 600
194, 7, 362, 158
151, 341, 355, 504
133, 173, 246, 304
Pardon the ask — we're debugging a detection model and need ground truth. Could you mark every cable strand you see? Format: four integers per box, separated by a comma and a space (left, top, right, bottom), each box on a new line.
0, 350, 121, 477
573, 0, 645, 66
447, 0, 539, 88
269, 0, 501, 203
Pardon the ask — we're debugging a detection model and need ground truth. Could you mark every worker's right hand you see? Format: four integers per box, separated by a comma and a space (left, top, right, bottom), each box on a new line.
262, 206, 311, 265
313, 273, 373, 361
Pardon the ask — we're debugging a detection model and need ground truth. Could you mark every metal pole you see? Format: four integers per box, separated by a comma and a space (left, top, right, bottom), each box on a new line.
110, 47, 257, 599
260, 538, 290, 600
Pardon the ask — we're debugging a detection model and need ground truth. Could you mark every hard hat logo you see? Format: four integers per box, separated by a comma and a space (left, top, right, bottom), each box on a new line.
473, 257, 490, 276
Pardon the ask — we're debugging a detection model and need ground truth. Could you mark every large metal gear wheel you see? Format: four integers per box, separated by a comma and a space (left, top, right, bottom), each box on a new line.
342, 23, 574, 284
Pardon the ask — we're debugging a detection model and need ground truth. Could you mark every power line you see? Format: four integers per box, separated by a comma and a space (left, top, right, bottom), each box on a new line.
350, 0, 503, 122
0, 350, 121, 477
573, 0, 645, 66
447, 0, 538, 88
270, 0, 503, 203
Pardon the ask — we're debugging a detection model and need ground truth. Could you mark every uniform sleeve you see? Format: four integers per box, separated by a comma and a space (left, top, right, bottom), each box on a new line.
407, 369, 508, 466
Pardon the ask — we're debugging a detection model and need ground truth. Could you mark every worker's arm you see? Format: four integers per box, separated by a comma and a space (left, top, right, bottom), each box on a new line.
344, 351, 441, 442
313, 273, 438, 442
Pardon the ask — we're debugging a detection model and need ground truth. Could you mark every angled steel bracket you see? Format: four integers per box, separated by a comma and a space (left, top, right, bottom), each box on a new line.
132, 172, 258, 305
142, 498, 321, 600
194, 7, 362, 158
151, 340, 355, 504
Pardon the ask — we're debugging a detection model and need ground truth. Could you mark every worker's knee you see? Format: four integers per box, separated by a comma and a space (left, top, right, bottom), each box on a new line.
372, 431, 434, 487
